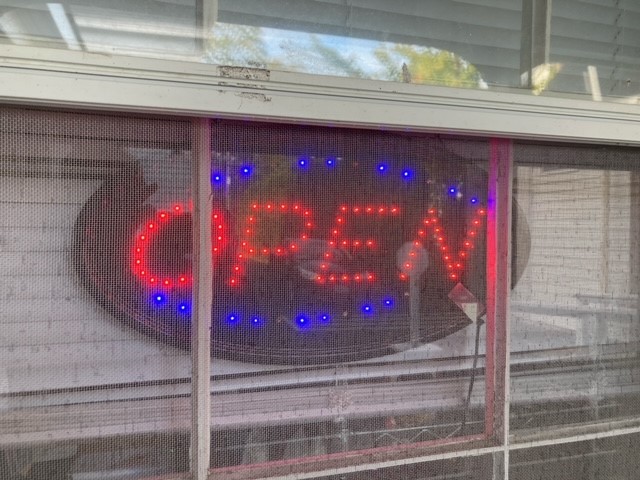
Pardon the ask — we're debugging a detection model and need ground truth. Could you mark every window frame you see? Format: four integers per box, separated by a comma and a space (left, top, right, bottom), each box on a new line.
2, 44, 640, 147
3, 42, 640, 480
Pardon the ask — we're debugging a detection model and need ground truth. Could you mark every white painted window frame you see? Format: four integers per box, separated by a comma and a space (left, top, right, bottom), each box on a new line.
2, 44, 640, 146
3, 44, 640, 480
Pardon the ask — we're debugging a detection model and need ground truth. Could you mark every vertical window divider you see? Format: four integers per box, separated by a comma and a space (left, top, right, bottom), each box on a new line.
191, 117, 213, 480
486, 138, 513, 479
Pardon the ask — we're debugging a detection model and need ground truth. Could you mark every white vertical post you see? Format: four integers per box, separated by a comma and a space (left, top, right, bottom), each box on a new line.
486, 138, 513, 479
196, 0, 217, 53
191, 117, 213, 480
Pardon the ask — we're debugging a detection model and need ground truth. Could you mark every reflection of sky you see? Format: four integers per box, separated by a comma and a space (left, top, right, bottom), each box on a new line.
261, 26, 385, 77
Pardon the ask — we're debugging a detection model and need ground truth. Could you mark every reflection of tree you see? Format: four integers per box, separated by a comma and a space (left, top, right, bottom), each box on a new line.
206, 24, 268, 67
204, 23, 482, 88
280, 35, 366, 78
374, 44, 480, 88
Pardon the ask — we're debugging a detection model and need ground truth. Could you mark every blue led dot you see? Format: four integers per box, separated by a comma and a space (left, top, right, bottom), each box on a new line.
240, 165, 253, 177
470, 197, 478, 204
151, 293, 167, 307
448, 186, 457, 196
383, 297, 395, 308
212, 172, 224, 184
226, 313, 240, 325
362, 304, 374, 315
250, 316, 264, 327
177, 302, 191, 315
297, 157, 310, 168
402, 169, 414, 180
318, 313, 331, 324
295, 314, 311, 329
325, 157, 336, 167
377, 163, 388, 173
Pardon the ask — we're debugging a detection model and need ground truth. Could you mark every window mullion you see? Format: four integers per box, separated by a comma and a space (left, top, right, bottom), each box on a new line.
191, 117, 213, 480
486, 138, 513, 479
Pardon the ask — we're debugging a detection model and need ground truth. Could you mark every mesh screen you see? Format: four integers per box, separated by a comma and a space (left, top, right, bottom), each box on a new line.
209, 121, 493, 468
0, 109, 569, 477
511, 434, 640, 480
511, 143, 640, 432
0, 107, 192, 478
337, 454, 494, 480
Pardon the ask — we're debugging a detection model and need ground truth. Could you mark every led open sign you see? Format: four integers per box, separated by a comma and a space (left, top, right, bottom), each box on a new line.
73, 126, 528, 365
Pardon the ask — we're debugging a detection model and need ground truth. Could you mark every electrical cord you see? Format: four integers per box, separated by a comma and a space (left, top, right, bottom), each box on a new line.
460, 309, 486, 435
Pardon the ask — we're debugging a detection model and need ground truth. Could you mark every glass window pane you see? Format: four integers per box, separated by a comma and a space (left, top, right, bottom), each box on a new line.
0, 1, 524, 90
4, 2, 640, 106
211, 1, 523, 90
0, 107, 192, 478
208, 120, 495, 470
511, 142, 640, 432
549, 0, 640, 102
0, 1, 201, 59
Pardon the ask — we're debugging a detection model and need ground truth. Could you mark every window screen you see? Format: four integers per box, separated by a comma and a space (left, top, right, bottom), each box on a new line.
208, 121, 502, 469
7, 109, 614, 477
0, 110, 506, 477
0, 108, 192, 479
511, 434, 640, 480
511, 143, 640, 432
338, 454, 494, 480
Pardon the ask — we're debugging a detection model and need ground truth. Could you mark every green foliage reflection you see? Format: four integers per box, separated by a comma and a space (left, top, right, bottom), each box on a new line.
206, 23, 482, 89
